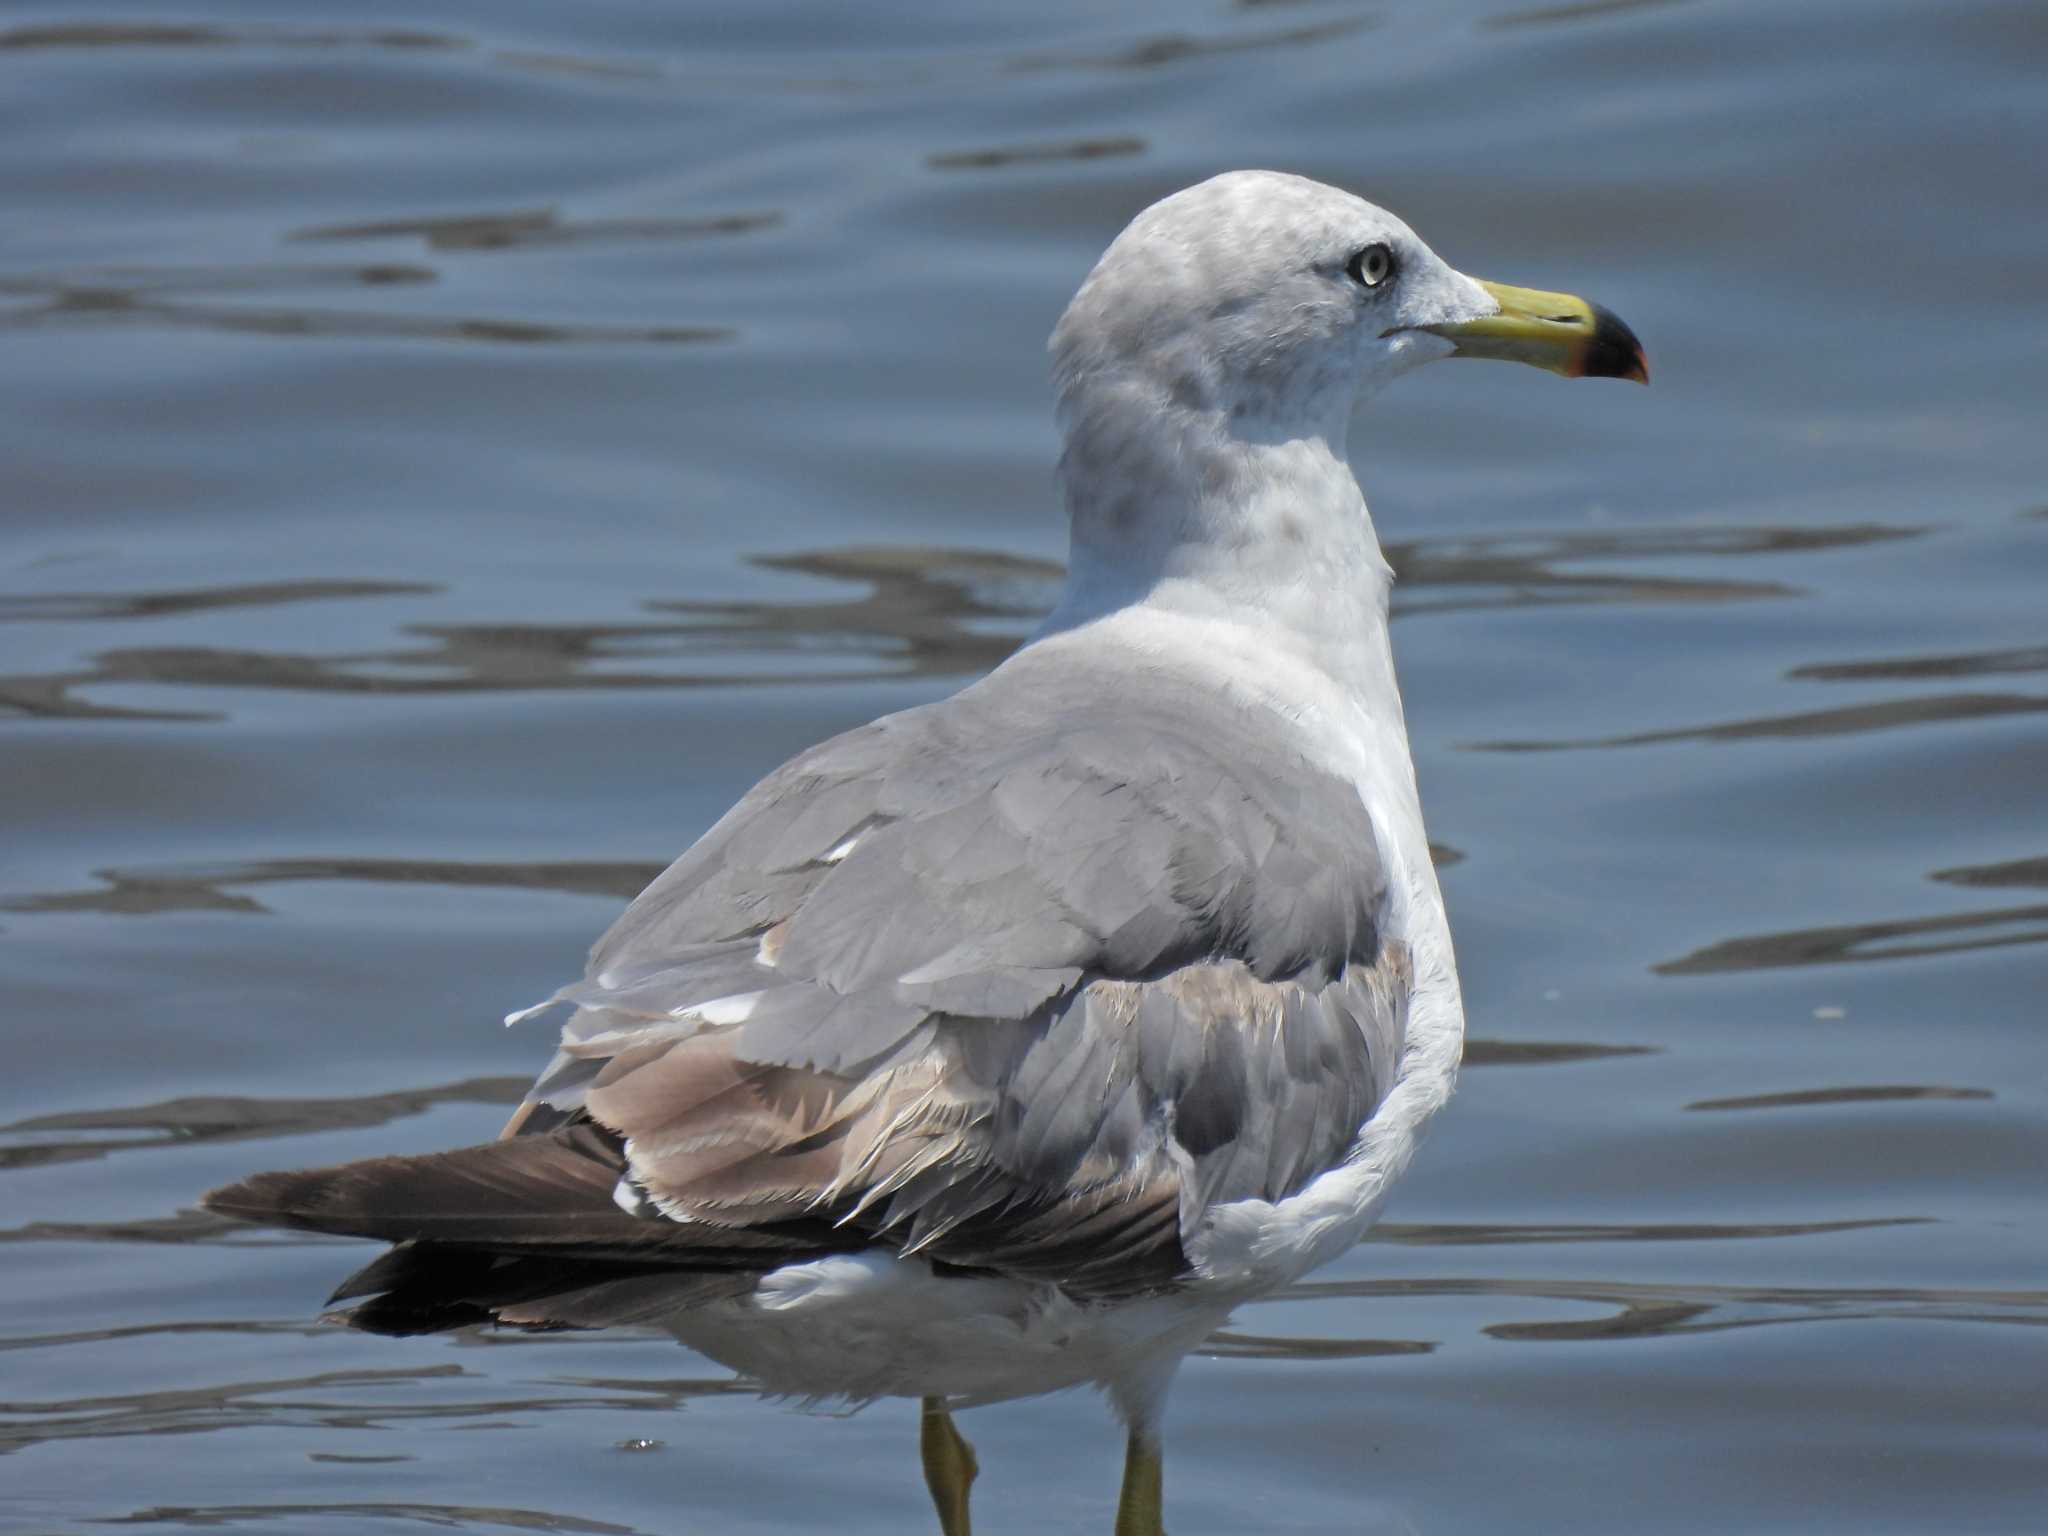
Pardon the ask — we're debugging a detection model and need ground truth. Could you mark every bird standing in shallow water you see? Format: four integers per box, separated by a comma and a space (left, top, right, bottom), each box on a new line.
206, 169, 1645, 1535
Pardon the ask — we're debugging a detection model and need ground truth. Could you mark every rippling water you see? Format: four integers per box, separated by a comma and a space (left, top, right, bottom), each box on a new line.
4, 1, 2044, 1531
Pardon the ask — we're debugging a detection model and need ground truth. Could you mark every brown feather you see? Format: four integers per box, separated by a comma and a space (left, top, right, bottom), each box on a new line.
201, 1120, 865, 1334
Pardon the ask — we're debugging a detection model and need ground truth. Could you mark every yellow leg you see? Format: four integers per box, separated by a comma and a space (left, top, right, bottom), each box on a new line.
1112, 1429, 1167, 1536
919, 1396, 979, 1536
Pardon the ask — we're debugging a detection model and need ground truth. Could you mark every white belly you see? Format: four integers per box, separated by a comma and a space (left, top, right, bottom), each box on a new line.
663, 1250, 1232, 1407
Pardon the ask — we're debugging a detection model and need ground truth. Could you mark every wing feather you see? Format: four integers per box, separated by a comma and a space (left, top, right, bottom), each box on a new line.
212, 649, 1410, 1326
523, 654, 1409, 1294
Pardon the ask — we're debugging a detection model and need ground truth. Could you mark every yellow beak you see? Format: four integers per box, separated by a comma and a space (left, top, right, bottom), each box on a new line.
1424, 279, 1648, 384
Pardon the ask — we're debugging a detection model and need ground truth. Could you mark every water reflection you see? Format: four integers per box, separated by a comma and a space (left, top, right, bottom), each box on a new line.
1367, 1216, 1929, 1247
1, 859, 664, 918
1486, 689, 2048, 750
1687, 1086, 1992, 1112
1280, 1275, 2048, 1347
0, 1210, 250, 1246
929, 137, 1146, 171
97, 1504, 647, 1532
1007, 17, 1371, 75
1932, 854, 2048, 889
0, 269, 729, 347
0, 1356, 734, 1455
0, 1319, 329, 1357
1201, 1331, 1432, 1361
0, 580, 440, 624
1, 525, 1904, 724
1462, 529, 2048, 755
0, 19, 705, 91
0, 548, 1058, 721
290, 209, 780, 253
1656, 900, 2048, 974
0, 7, 1380, 95
10, 1267, 2031, 1484
1, 258, 444, 290
1462, 1038, 1653, 1067
0, 1076, 525, 1173
0, 22, 464, 52
1791, 645, 2048, 683
1385, 521, 1918, 619
651, 547, 1062, 672
1485, 0, 1692, 30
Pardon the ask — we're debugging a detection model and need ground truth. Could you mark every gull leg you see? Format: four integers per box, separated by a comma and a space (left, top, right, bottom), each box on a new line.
920, 1396, 979, 1536
1107, 1352, 1181, 1536
1112, 1429, 1167, 1536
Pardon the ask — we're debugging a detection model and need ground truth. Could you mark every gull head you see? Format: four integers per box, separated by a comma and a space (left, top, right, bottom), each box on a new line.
1050, 169, 1646, 449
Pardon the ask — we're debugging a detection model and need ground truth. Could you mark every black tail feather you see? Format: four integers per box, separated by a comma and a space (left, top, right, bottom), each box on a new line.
204, 1122, 851, 1335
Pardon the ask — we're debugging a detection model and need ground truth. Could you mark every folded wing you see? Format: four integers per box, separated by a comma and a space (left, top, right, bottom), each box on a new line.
206, 648, 1410, 1325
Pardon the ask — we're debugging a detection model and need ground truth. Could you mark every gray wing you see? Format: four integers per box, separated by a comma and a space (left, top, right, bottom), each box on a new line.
512, 648, 1408, 1294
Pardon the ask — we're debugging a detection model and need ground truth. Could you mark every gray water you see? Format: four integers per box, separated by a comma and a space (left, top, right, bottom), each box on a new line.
3, 1, 2045, 1532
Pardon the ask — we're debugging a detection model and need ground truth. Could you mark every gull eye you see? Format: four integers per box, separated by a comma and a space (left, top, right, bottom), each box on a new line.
1346, 243, 1394, 290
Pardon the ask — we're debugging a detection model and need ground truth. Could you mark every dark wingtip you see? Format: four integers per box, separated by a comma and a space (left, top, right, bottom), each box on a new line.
201, 1169, 304, 1225
1583, 302, 1648, 384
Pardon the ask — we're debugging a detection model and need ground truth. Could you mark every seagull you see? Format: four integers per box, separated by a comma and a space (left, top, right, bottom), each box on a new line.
205, 169, 1645, 1535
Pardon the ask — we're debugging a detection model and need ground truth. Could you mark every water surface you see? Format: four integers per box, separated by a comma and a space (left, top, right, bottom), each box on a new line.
4, 1, 2044, 1532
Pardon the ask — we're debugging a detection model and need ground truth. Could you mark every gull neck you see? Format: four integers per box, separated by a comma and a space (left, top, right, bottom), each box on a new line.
1043, 397, 1396, 699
